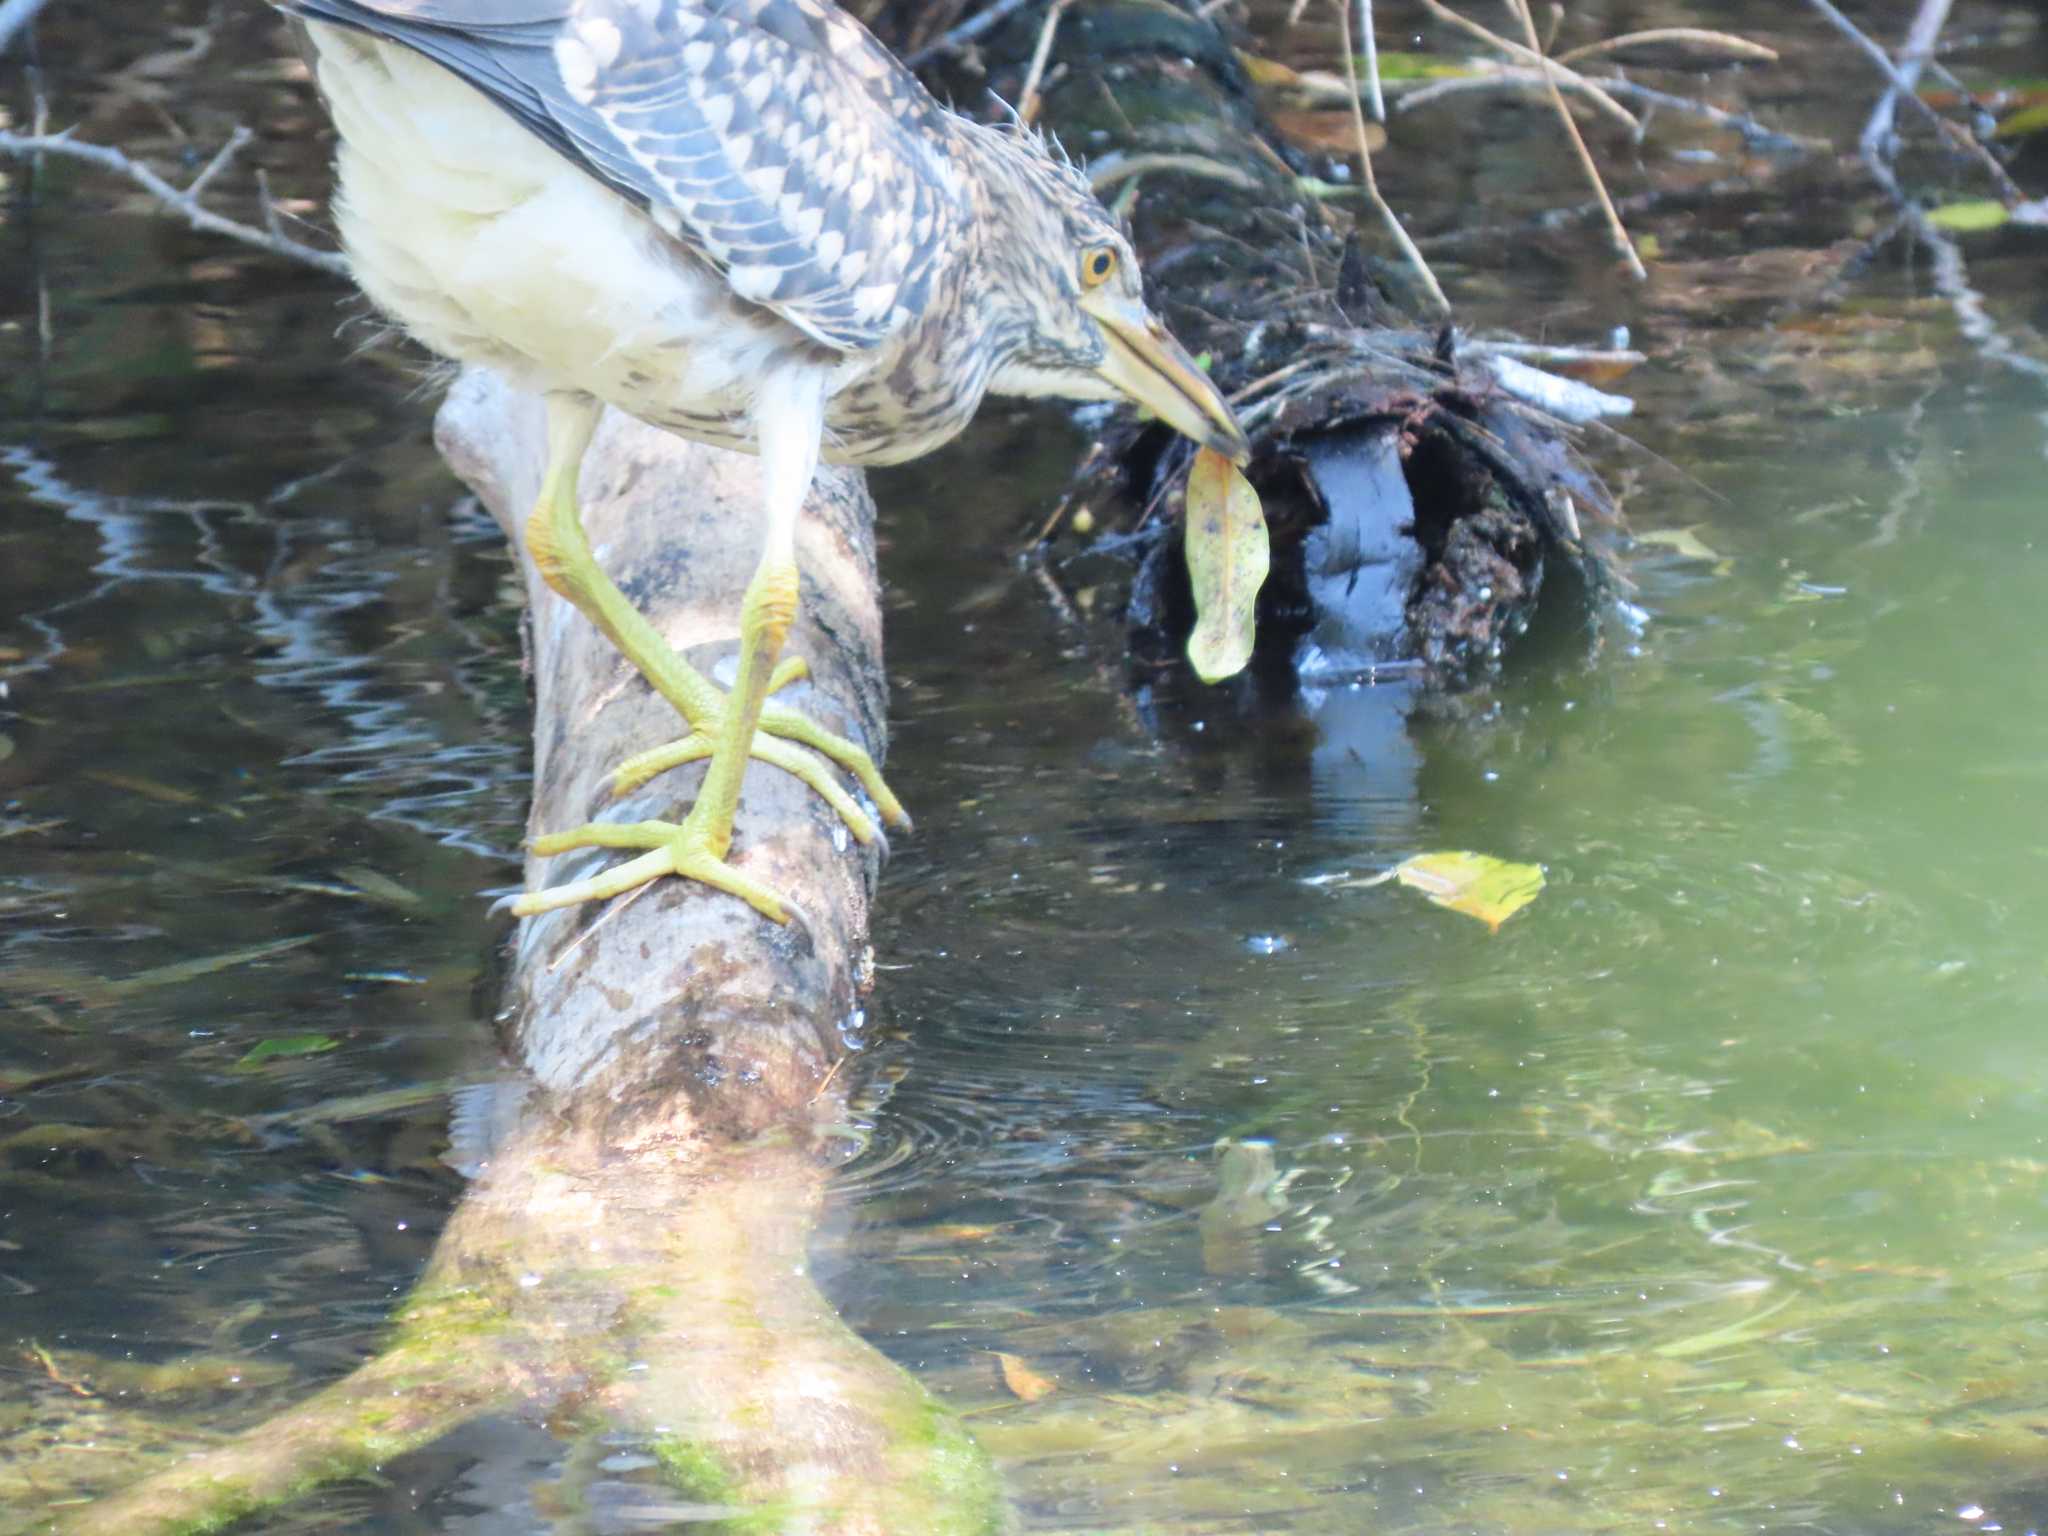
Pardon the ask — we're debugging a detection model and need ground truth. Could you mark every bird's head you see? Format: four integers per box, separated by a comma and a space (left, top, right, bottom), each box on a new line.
972, 128, 1250, 465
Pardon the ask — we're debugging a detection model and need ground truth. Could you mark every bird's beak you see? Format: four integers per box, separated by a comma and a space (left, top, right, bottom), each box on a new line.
1088, 295, 1251, 465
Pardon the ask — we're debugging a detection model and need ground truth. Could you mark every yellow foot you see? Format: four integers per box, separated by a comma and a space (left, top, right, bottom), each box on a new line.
608, 658, 911, 842
512, 818, 796, 924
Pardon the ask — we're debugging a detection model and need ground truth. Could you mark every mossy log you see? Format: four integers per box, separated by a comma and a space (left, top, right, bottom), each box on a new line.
34, 373, 1001, 1536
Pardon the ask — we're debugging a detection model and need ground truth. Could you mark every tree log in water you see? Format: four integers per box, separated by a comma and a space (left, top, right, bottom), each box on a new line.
16, 6, 1624, 1531
875, 0, 1621, 695
37, 372, 1000, 1536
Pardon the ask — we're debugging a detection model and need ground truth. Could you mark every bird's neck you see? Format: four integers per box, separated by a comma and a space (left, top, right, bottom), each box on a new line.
950, 126, 1069, 394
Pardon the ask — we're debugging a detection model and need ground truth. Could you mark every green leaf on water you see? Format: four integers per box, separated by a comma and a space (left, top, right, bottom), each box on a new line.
1183, 447, 1268, 684
1924, 199, 2011, 233
1368, 51, 1475, 81
236, 1035, 339, 1070
1994, 102, 2048, 139
1357, 851, 1546, 931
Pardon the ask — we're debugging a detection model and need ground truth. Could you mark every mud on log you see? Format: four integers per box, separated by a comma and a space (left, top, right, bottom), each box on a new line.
36, 373, 1001, 1536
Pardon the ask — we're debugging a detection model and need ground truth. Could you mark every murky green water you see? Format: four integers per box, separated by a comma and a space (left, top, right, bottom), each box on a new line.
4, 3, 2047, 1532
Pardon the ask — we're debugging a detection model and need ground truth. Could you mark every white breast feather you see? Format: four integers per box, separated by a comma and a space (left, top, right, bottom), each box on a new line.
313, 26, 826, 432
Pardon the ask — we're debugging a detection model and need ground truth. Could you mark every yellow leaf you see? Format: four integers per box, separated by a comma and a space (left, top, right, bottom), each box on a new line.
1924, 199, 2011, 233
1634, 526, 1721, 563
1235, 50, 1302, 88
1391, 851, 1545, 932
1994, 102, 2048, 139
1183, 447, 1268, 683
992, 1352, 1056, 1403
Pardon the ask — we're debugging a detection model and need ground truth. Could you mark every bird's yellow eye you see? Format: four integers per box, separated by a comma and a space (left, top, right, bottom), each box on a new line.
1079, 245, 1119, 289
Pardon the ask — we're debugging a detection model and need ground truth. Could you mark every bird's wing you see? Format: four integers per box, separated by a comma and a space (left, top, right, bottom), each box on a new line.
281, 0, 970, 351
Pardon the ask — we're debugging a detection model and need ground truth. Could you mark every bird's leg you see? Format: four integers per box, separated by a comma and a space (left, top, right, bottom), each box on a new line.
517, 381, 870, 923
517, 393, 904, 853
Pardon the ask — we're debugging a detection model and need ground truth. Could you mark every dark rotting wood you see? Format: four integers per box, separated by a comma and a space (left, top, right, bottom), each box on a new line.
871, 0, 1625, 696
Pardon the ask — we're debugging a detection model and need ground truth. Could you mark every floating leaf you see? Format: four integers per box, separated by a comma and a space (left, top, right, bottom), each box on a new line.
1362, 851, 1546, 931
235, 1035, 339, 1070
1994, 102, 2048, 139
1924, 199, 2011, 233
1235, 50, 1302, 88
1634, 525, 1732, 575
1635, 526, 1720, 562
993, 1351, 1056, 1403
1366, 51, 1473, 82
1183, 447, 1268, 684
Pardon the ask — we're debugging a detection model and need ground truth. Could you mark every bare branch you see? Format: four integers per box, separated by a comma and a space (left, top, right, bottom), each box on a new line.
1800, 0, 2025, 203
0, 128, 349, 278
0, 0, 54, 58
1413, 0, 1640, 134
1014, 0, 1071, 126
183, 124, 251, 201
1555, 27, 1779, 66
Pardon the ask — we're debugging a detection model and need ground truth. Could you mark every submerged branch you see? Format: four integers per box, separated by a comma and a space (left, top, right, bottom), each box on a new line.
0, 128, 349, 277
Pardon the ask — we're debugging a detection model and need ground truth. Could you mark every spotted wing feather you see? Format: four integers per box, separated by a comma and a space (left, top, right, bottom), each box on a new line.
279, 0, 969, 351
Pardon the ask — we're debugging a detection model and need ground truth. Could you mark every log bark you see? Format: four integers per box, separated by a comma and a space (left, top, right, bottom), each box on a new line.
42, 372, 1002, 1536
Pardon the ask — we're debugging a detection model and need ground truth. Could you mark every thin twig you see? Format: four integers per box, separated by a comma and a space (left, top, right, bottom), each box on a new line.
1555, 27, 1778, 66
545, 877, 657, 974
1508, 0, 1645, 280
1800, 0, 2024, 203
808, 1051, 851, 1105
1334, 0, 1447, 314
0, 128, 349, 277
904, 0, 1040, 67
1086, 150, 1263, 194
1358, 0, 1385, 122
0, 0, 54, 58
1413, 0, 1639, 134
1015, 0, 1072, 126
184, 124, 252, 201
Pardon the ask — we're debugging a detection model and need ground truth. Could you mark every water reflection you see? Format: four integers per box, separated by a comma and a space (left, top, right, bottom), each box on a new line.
841, 325, 2048, 1535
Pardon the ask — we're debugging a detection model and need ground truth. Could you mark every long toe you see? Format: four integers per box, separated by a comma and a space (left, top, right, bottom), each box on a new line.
515, 818, 799, 925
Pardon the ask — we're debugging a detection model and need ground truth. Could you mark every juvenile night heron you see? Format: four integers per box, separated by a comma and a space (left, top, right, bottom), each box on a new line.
280, 0, 1248, 923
